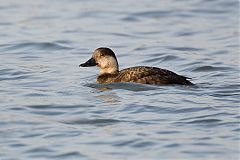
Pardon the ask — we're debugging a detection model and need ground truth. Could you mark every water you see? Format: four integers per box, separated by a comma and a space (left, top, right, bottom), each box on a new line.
0, 0, 239, 159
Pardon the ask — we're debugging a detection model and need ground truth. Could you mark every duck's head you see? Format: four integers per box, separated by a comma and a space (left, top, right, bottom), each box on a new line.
80, 47, 119, 74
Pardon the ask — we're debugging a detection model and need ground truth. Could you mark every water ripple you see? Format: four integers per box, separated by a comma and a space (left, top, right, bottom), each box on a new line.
26, 104, 94, 110
131, 10, 173, 19
168, 46, 205, 52
1, 42, 72, 52
192, 66, 232, 72
143, 55, 181, 63
186, 119, 222, 124
50, 152, 85, 159
63, 118, 122, 126
25, 147, 54, 154
0, 68, 31, 81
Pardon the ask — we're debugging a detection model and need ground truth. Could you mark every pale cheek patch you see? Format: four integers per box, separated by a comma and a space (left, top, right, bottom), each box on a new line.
98, 58, 109, 68
99, 56, 116, 69
108, 57, 118, 67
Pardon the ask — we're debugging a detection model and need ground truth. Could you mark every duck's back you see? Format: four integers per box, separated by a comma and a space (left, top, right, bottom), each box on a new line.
113, 66, 192, 85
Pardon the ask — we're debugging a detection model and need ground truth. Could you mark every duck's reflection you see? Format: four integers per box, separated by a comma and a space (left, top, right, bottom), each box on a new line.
85, 82, 158, 103
95, 91, 121, 103
86, 82, 158, 92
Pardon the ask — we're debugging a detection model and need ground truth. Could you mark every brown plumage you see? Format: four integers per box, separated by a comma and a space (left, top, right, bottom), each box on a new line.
80, 47, 193, 85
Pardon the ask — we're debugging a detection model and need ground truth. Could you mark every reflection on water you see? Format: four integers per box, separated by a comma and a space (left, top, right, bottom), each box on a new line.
85, 82, 159, 91
0, 0, 239, 160
95, 92, 121, 103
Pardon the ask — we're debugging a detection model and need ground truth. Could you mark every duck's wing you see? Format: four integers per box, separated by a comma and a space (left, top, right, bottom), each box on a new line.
115, 66, 192, 85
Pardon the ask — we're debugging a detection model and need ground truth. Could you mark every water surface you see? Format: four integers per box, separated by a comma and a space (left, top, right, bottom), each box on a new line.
0, 0, 239, 160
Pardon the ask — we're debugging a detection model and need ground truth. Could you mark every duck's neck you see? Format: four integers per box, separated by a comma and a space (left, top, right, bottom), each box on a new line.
100, 66, 119, 75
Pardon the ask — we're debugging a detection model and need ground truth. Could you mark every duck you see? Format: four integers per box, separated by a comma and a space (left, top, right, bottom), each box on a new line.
79, 47, 193, 85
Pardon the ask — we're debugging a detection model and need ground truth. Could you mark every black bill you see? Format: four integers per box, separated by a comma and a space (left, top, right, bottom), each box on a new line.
79, 57, 97, 67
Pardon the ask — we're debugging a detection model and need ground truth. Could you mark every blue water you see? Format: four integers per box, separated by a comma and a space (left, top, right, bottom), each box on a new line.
0, 0, 239, 159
